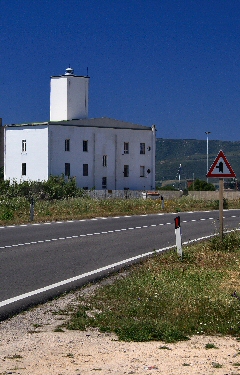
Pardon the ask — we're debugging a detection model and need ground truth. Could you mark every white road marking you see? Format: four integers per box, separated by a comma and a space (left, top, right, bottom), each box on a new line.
1, 212, 238, 250
1, 230, 226, 309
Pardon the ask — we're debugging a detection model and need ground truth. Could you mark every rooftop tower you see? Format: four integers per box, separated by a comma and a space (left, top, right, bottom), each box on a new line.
50, 67, 89, 121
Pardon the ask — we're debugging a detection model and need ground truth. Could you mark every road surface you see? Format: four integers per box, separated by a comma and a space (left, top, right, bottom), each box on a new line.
0, 209, 239, 320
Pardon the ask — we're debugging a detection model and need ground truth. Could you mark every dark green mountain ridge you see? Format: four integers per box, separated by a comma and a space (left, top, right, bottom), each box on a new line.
156, 139, 240, 185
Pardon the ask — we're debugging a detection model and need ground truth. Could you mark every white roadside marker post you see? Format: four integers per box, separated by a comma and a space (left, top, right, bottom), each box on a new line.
174, 216, 182, 258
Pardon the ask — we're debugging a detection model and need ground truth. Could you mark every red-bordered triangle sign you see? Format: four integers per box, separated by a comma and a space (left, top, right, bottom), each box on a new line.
207, 150, 236, 178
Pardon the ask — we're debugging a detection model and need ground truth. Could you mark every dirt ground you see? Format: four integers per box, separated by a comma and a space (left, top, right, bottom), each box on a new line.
1, 285, 240, 375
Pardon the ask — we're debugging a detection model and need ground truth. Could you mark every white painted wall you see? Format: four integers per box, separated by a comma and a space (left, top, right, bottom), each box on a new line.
4, 126, 49, 182
4, 123, 155, 190
50, 76, 89, 121
49, 125, 155, 190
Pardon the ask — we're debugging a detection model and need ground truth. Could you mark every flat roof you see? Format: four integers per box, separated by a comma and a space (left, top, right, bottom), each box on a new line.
5, 117, 153, 131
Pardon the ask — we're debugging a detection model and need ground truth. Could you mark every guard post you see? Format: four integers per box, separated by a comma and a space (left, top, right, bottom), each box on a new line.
174, 215, 182, 258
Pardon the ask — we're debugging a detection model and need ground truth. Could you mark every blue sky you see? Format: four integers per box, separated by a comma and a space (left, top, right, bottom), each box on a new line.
1, 0, 240, 141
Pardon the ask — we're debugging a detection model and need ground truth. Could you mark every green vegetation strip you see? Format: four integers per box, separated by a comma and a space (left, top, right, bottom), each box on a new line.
63, 232, 240, 343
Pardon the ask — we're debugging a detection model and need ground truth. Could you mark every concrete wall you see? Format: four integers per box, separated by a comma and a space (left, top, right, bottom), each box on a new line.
188, 190, 240, 200
50, 75, 89, 120
4, 123, 155, 190
0, 119, 3, 168
50, 125, 155, 190
4, 125, 49, 182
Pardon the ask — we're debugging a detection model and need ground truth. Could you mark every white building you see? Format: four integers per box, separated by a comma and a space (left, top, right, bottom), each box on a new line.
4, 68, 156, 190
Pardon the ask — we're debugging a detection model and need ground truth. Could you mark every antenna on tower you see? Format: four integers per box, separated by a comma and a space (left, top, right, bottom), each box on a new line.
86, 67, 89, 77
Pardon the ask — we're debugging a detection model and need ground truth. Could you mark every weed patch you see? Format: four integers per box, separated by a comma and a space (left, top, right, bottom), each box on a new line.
65, 235, 240, 342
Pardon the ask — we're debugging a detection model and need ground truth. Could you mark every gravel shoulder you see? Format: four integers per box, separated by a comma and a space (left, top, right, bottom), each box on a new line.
1, 282, 240, 375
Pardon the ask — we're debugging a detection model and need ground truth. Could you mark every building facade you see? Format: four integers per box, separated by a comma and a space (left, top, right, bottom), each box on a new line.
4, 68, 156, 190
0, 118, 3, 169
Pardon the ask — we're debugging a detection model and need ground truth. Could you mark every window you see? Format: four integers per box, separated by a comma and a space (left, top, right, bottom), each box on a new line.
124, 165, 129, 177
65, 139, 70, 151
102, 177, 107, 189
65, 163, 70, 177
124, 142, 129, 154
140, 166, 145, 177
83, 163, 88, 176
103, 155, 107, 167
140, 143, 145, 154
22, 140, 26, 152
83, 140, 88, 152
22, 163, 26, 175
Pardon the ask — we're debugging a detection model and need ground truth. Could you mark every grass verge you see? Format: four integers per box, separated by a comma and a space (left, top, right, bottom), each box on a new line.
1, 196, 240, 225
64, 232, 240, 343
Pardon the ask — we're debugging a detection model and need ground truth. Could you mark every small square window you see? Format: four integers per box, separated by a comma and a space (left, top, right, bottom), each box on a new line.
103, 155, 107, 167
140, 143, 145, 154
22, 140, 26, 152
124, 165, 129, 177
124, 142, 129, 154
22, 163, 26, 175
65, 163, 70, 177
83, 140, 88, 152
83, 163, 88, 176
65, 139, 70, 151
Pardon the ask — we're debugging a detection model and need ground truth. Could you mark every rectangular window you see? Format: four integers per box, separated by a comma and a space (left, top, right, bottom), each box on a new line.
83, 163, 88, 176
140, 166, 145, 177
124, 165, 129, 177
103, 155, 107, 167
140, 143, 145, 154
22, 140, 26, 152
65, 139, 70, 151
22, 163, 26, 175
124, 142, 129, 154
65, 163, 70, 177
83, 140, 88, 152
102, 177, 107, 189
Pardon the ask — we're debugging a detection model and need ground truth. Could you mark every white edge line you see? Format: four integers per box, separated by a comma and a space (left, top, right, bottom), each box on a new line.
1, 229, 239, 309
0, 245, 173, 308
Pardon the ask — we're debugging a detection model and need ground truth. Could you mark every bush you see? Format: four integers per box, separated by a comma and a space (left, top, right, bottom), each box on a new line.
0, 175, 86, 201
189, 179, 215, 191
210, 231, 240, 252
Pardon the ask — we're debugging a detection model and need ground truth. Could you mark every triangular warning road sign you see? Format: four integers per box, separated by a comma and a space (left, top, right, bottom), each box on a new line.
207, 150, 236, 178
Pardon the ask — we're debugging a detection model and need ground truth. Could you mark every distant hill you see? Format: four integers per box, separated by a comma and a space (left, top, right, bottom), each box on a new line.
155, 139, 240, 186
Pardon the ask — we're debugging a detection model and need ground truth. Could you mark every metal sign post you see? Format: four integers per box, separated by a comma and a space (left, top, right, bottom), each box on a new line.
206, 150, 236, 240
219, 178, 224, 240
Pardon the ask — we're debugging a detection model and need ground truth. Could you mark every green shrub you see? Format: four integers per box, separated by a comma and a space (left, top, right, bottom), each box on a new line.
188, 179, 215, 191
0, 176, 86, 201
210, 231, 240, 252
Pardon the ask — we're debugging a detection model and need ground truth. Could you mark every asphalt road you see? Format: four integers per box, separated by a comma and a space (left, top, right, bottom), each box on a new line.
1, 209, 240, 320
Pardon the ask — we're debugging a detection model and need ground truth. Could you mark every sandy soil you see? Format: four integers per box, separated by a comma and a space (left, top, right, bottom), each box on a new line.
1, 284, 240, 375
